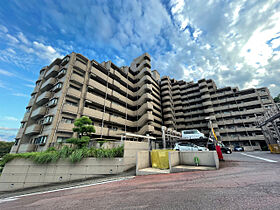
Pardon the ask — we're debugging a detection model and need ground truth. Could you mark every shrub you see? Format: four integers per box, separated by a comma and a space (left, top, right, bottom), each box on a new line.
69, 149, 84, 163
0, 145, 124, 168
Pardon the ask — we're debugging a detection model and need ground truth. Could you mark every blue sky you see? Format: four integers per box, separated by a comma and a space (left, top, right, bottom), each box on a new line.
0, 0, 280, 141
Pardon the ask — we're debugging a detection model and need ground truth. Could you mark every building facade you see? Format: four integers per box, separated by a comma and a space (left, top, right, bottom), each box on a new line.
11, 52, 274, 153
161, 77, 274, 149
12, 52, 162, 153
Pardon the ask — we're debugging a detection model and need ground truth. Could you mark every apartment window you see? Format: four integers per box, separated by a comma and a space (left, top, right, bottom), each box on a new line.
48, 98, 58, 107
53, 82, 63, 92
34, 136, 47, 145
31, 93, 36, 98
58, 68, 67, 78
260, 96, 268, 100
61, 117, 74, 124
57, 136, 69, 143
61, 56, 70, 66
66, 100, 78, 106
20, 122, 25, 128
43, 115, 53, 125
26, 107, 31, 113
36, 81, 41, 86
14, 138, 19, 145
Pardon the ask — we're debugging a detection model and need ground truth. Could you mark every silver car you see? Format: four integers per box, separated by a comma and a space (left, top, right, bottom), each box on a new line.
174, 142, 209, 151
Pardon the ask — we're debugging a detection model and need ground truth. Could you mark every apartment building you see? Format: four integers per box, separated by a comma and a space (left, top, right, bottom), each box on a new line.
161, 77, 274, 149
11, 52, 162, 153
11, 52, 275, 153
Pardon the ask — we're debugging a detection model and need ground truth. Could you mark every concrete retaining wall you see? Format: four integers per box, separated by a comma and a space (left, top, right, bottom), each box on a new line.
179, 151, 219, 169
168, 151, 179, 168
136, 150, 219, 175
136, 151, 151, 175
0, 141, 149, 192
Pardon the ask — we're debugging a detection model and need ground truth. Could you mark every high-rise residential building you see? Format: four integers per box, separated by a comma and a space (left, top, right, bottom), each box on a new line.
11, 52, 162, 153
11, 52, 274, 153
160, 77, 274, 149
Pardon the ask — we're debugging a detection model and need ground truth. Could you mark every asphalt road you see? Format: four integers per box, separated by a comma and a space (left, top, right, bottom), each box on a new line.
0, 151, 279, 210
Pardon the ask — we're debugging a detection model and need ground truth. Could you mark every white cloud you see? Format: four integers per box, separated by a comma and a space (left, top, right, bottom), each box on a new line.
12, 93, 29, 98
17, 32, 29, 44
4, 116, 19, 121
0, 24, 8, 33
6, 34, 19, 44
0, 69, 14, 76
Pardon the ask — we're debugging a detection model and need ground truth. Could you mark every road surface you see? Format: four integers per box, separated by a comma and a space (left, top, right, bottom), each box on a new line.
0, 151, 279, 210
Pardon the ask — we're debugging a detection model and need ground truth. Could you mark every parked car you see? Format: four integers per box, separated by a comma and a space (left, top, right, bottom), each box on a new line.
174, 142, 209, 151
181, 129, 205, 139
218, 143, 232, 154
234, 146, 244, 152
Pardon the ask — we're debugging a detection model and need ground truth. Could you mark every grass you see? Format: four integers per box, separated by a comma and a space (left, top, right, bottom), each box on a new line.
0, 145, 124, 170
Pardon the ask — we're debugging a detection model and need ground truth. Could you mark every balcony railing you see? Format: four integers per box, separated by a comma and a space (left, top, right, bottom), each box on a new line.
36, 91, 52, 105
25, 124, 42, 135
30, 107, 47, 119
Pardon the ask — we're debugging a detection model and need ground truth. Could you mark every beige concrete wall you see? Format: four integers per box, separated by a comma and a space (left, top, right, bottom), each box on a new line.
136, 151, 151, 172
0, 141, 149, 192
168, 151, 180, 167
243, 145, 261, 151
0, 158, 123, 192
123, 141, 149, 171
179, 151, 219, 169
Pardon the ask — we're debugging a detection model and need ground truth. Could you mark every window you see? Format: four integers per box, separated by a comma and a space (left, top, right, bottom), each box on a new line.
53, 82, 63, 91
61, 56, 70, 66
14, 138, 19, 145
57, 136, 69, 143
43, 116, 53, 124
36, 80, 41, 86
61, 117, 74, 124
66, 100, 78, 106
34, 136, 47, 145
26, 107, 31, 113
20, 122, 25, 128
48, 98, 58, 107
58, 68, 67, 78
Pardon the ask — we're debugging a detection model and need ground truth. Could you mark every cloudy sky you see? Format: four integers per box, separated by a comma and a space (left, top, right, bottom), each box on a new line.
0, 0, 279, 141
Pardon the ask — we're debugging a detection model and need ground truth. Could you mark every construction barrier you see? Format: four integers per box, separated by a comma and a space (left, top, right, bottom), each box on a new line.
268, 144, 280, 154
151, 150, 172, 169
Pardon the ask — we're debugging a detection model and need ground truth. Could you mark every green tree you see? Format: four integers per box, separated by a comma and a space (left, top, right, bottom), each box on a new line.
0, 141, 14, 158
274, 94, 280, 103
66, 116, 95, 148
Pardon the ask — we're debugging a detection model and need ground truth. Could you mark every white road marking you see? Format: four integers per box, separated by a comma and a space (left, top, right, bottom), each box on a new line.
241, 153, 278, 163
0, 176, 135, 204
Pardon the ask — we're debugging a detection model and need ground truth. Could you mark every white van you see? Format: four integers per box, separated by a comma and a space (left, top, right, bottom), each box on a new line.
181, 129, 205, 139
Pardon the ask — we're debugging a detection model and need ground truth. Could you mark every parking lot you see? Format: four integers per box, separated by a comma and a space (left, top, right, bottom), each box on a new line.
0, 151, 279, 210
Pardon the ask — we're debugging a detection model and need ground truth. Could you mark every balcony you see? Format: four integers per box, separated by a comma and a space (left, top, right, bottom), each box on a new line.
30, 107, 47, 119
36, 91, 52, 105
71, 73, 84, 84
45, 65, 59, 80
202, 101, 212, 106
57, 123, 74, 133
201, 93, 211, 99
22, 112, 31, 122
62, 104, 78, 114
75, 60, 87, 71
40, 78, 56, 92
200, 87, 209, 93
204, 108, 214, 113
25, 124, 42, 135
27, 97, 36, 107
67, 88, 81, 98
